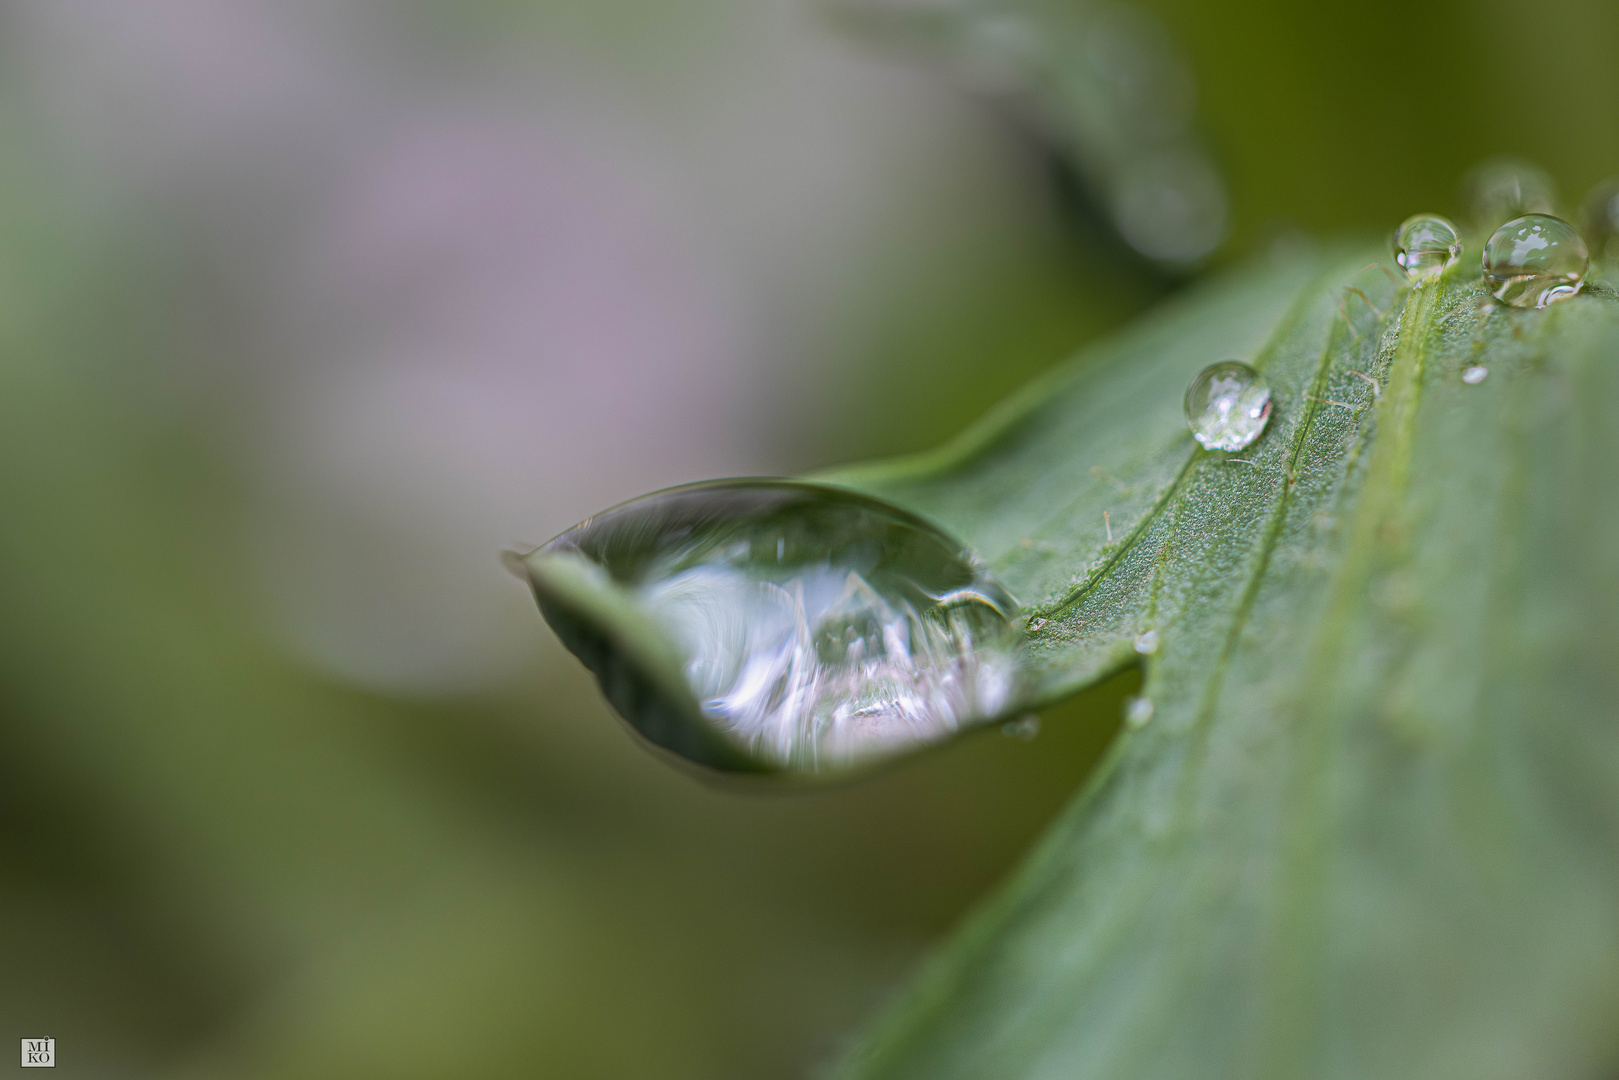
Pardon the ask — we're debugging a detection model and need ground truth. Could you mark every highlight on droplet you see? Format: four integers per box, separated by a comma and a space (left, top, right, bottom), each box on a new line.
1185, 361, 1272, 452
508, 479, 1029, 776
1482, 214, 1588, 309
1392, 214, 1462, 281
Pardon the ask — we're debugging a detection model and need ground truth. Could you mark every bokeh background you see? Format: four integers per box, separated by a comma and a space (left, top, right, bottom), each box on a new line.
3, 1, 1617, 1076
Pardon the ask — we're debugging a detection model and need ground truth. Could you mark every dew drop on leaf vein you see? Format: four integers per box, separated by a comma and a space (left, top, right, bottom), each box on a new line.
1185, 360, 1272, 452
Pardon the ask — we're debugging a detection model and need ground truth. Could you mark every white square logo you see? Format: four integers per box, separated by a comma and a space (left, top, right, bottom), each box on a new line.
21, 1038, 54, 1067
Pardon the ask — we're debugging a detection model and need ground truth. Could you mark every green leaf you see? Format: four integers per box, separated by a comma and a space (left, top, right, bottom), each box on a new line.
829, 0, 1228, 268
818, 246, 1619, 1078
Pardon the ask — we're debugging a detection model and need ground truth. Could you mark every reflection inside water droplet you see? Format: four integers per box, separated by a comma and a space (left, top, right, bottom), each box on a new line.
1185, 361, 1272, 452
1134, 629, 1159, 655
1482, 214, 1588, 308
511, 480, 1026, 775
1393, 214, 1461, 281
1462, 365, 1489, 385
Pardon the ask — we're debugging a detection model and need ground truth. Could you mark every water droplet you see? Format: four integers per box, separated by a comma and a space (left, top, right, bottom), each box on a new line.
1133, 629, 1159, 655
1028, 616, 1048, 632
509, 480, 1026, 775
1185, 361, 1272, 452
1465, 157, 1557, 226
1126, 696, 1155, 728
1002, 713, 1041, 740
1482, 214, 1588, 308
1462, 365, 1489, 385
1392, 214, 1461, 281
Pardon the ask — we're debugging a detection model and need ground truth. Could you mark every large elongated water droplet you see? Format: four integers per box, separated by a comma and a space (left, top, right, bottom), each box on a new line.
507, 480, 1026, 776
1393, 213, 1461, 280
1482, 214, 1588, 309
1185, 361, 1272, 451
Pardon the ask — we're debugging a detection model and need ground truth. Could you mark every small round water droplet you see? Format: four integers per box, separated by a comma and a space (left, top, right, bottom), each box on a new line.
1133, 629, 1159, 655
1465, 158, 1557, 226
1001, 714, 1041, 741
1185, 361, 1272, 452
510, 480, 1026, 776
1392, 214, 1461, 281
1482, 214, 1588, 308
1462, 365, 1489, 385
1126, 696, 1155, 728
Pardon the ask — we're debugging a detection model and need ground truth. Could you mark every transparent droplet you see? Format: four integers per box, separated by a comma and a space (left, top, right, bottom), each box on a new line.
1001, 714, 1041, 740
1133, 629, 1159, 655
1482, 214, 1588, 309
508, 480, 1026, 776
1465, 157, 1557, 227
1392, 214, 1461, 281
1027, 616, 1048, 632
1185, 361, 1272, 452
1126, 696, 1155, 728
1462, 365, 1489, 385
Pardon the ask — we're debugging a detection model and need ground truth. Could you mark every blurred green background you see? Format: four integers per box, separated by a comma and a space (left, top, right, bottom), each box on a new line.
2, 0, 1616, 1076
